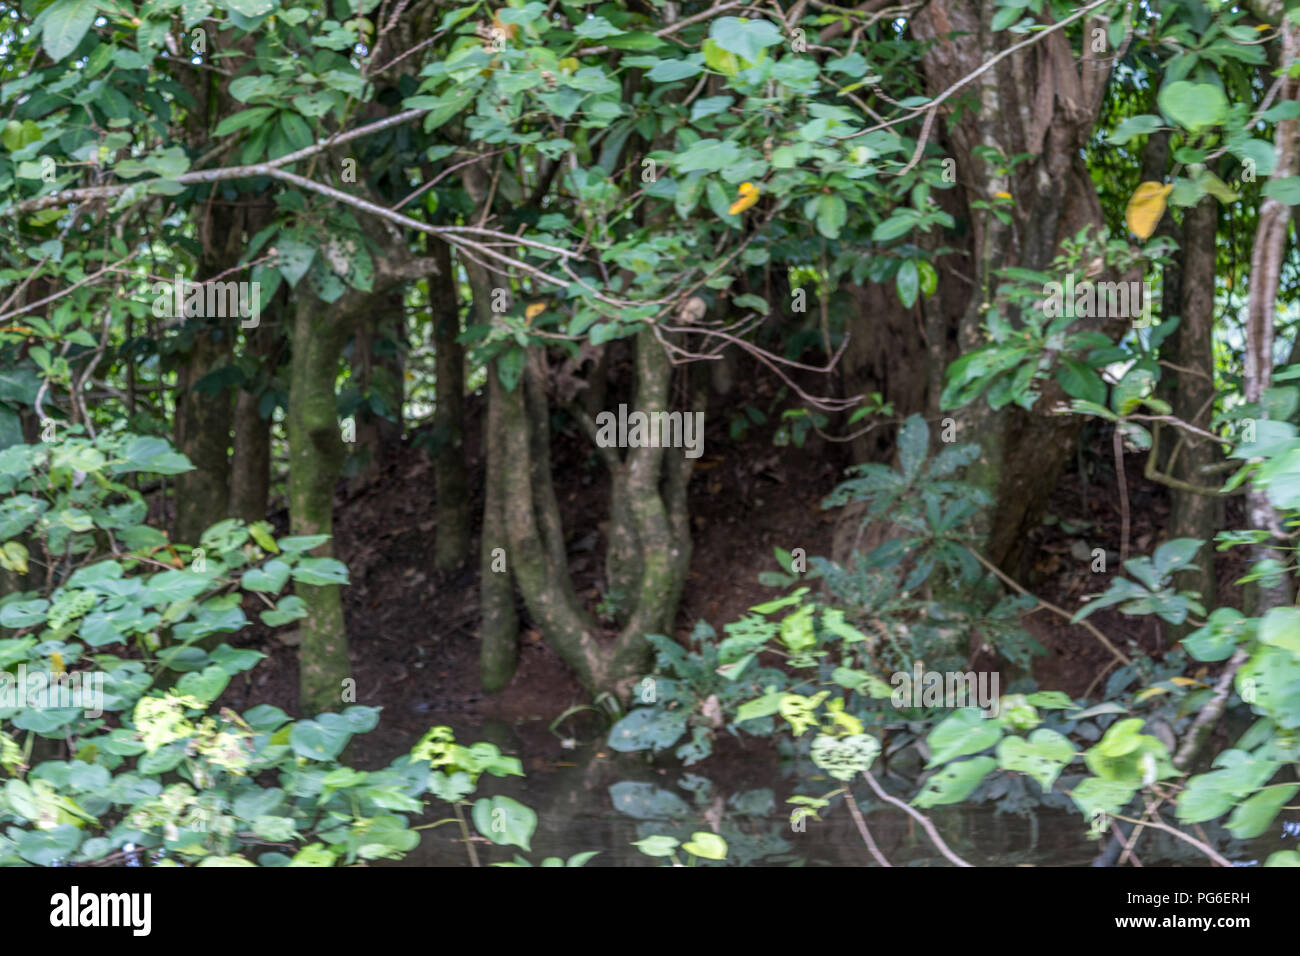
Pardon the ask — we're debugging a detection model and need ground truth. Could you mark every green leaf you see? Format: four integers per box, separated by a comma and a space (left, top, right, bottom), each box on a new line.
1226, 784, 1297, 839
289, 718, 351, 761
213, 108, 275, 137
260, 594, 307, 628
632, 835, 679, 857
242, 559, 291, 593
708, 17, 782, 63
912, 756, 997, 808
1107, 114, 1164, 146
681, 830, 727, 860
608, 707, 689, 752
926, 709, 1003, 767
1056, 358, 1106, 405
1158, 81, 1229, 132
895, 259, 919, 307
41, 0, 98, 62
1263, 176, 1300, 205
473, 795, 536, 851
290, 557, 349, 587
815, 194, 847, 239
996, 729, 1076, 791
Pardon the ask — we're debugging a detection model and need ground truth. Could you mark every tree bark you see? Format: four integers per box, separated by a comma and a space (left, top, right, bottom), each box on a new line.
1243, 16, 1300, 613
432, 239, 470, 572
288, 290, 353, 714
228, 309, 275, 524
1166, 196, 1221, 632
171, 320, 233, 546
913, 1, 1121, 574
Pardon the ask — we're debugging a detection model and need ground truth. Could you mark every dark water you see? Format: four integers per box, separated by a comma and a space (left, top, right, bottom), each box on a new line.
387, 718, 1292, 867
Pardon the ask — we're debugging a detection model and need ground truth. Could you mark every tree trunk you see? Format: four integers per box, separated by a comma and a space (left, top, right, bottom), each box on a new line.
914, 1, 1120, 574
172, 321, 233, 546
347, 291, 405, 492
1243, 15, 1300, 613
469, 258, 520, 691
499, 329, 695, 698
229, 313, 275, 524
1166, 196, 1221, 633
288, 290, 352, 714
432, 239, 470, 572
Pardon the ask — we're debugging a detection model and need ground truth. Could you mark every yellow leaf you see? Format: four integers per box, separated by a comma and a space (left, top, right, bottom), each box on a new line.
728, 181, 760, 216
1169, 676, 1204, 687
559, 57, 579, 74
525, 302, 546, 321
50, 652, 65, 675
994, 191, 1012, 200
1125, 181, 1173, 240
0, 541, 26, 574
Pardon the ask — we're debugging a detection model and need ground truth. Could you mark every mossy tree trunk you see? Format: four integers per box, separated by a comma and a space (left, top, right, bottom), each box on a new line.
481, 357, 520, 691
287, 230, 439, 713
469, 258, 520, 691
492, 329, 699, 698
288, 289, 353, 715
432, 238, 470, 572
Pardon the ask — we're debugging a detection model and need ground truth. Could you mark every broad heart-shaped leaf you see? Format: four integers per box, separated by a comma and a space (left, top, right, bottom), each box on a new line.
0, 598, 49, 628
1237, 647, 1300, 729
681, 831, 727, 860
40, 0, 98, 62
810, 733, 881, 781
607, 706, 688, 752
17, 824, 82, 866
996, 729, 1076, 792
632, 834, 679, 858
224, 0, 277, 16
1158, 81, 1229, 132
260, 594, 307, 627
815, 194, 847, 239
243, 559, 291, 593
1069, 777, 1137, 819
925, 708, 1002, 767
175, 664, 230, 706
1183, 608, 1249, 662
473, 795, 536, 852
607, 781, 692, 820
1151, 537, 1204, 578
274, 239, 316, 287
912, 756, 996, 809
1258, 605, 1300, 655
708, 16, 783, 63
1175, 771, 1239, 824
111, 436, 193, 476
1225, 784, 1298, 839
290, 557, 349, 586
288, 718, 351, 761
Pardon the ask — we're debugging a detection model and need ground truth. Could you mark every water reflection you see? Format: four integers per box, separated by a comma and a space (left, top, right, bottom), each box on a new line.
375, 716, 1290, 867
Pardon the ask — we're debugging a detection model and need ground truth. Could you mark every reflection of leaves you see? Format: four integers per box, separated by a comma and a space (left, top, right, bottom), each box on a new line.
608, 782, 692, 820
608, 707, 689, 753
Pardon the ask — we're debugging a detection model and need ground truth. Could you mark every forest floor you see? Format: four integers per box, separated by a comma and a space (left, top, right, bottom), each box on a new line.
214, 368, 1250, 768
